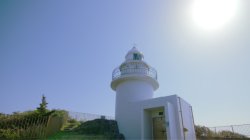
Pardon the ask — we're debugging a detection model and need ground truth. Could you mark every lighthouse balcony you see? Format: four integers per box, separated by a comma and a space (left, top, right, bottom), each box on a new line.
112, 67, 157, 81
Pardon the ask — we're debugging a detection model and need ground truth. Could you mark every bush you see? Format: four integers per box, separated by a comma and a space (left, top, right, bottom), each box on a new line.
195, 125, 248, 139
0, 129, 19, 139
74, 119, 124, 139
0, 110, 68, 139
68, 118, 78, 124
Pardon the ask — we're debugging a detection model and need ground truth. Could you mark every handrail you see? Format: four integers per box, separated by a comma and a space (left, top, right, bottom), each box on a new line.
112, 67, 157, 80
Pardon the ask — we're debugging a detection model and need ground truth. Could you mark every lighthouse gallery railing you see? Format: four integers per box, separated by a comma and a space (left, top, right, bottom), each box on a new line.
112, 67, 157, 80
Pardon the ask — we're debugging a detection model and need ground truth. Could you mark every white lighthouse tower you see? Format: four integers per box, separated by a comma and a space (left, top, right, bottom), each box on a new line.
111, 47, 159, 137
111, 47, 196, 140
111, 47, 159, 112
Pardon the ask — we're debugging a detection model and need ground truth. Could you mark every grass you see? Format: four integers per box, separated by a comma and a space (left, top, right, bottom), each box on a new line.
47, 119, 121, 140
61, 121, 80, 131
47, 131, 107, 140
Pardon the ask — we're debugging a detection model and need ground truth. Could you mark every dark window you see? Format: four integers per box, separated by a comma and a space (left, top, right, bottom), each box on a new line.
159, 112, 163, 115
133, 53, 141, 60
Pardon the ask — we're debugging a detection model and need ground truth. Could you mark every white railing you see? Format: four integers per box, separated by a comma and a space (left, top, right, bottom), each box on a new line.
112, 67, 157, 80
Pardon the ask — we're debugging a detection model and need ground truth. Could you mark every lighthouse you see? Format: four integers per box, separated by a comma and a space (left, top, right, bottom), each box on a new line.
111, 47, 196, 140
111, 47, 159, 100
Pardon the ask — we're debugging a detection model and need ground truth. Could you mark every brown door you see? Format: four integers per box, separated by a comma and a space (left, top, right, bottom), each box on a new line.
153, 116, 167, 140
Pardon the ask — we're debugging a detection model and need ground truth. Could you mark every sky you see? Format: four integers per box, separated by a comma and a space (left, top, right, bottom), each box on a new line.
0, 0, 250, 127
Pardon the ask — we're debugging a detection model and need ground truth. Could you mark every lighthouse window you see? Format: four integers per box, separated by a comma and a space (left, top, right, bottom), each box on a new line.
133, 53, 141, 60
159, 112, 163, 116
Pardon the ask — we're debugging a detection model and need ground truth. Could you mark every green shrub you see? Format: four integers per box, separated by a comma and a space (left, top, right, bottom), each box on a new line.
195, 125, 248, 139
68, 118, 78, 123
0, 110, 68, 139
0, 128, 20, 139
74, 119, 124, 140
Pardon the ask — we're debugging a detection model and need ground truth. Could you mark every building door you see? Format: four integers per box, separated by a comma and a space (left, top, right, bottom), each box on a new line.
153, 116, 167, 140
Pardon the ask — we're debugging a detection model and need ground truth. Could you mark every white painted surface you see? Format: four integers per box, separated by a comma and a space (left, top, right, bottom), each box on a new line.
167, 102, 178, 139
111, 48, 196, 140
179, 97, 196, 140
114, 79, 154, 139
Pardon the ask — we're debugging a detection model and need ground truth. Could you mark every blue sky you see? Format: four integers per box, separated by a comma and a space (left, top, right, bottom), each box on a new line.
0, 0, 249, 127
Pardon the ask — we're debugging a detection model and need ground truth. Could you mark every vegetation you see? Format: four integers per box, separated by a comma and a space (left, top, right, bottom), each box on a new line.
0, 111, 49, 139
62, 118, 81, 131
47, 118, 124, 140
74, 119, 124, 140
0, 110, 68, 139
36, 94, 48, 114
47, 131, 108, 140
0, 95, 68, 140
195, 125, 249, 139
2, 94, 248, 140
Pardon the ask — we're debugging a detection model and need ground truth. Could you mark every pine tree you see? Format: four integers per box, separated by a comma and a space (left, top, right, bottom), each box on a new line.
37, 94, 48, 114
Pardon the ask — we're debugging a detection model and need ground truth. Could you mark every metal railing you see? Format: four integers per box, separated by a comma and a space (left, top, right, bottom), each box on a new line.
112, 67, 157, 80
209, 124, 250, 138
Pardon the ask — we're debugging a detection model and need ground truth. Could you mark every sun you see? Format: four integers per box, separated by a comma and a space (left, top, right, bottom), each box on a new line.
191, 0, 238, 30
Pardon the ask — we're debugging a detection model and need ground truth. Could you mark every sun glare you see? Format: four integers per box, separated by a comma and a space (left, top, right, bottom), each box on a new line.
191, 0, 238, 30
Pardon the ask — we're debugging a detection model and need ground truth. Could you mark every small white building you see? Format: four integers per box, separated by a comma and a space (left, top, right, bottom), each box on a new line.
111, 47, 196, 140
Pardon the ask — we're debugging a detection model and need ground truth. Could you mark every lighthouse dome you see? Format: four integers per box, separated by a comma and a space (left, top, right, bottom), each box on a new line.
125, 47, 144, 61
111, 47, 159, 91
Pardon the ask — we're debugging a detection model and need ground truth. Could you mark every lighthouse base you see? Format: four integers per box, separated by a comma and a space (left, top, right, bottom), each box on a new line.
115, 95, 196, 140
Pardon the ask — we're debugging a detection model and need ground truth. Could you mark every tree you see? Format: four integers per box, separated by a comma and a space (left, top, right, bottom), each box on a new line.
36, 94, 48, 114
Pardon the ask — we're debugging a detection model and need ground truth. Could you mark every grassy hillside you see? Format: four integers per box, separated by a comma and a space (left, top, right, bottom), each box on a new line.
48, 119, 124, 140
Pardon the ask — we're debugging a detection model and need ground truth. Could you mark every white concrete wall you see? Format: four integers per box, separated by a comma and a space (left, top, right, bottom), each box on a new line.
142, 107, 164, 140
116, 79, 154, 102
143, 110, 152, 139
115, 87, 196, 140
179, 97, 196, 140
139, 95, 184, 140
167, 102, 178, 139
115, 79, 154, 139
116, 95, 196, 140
